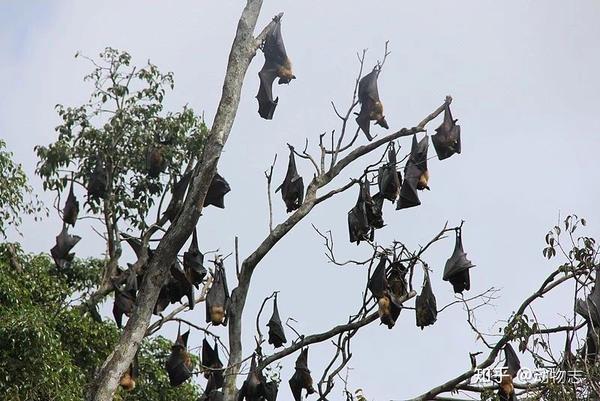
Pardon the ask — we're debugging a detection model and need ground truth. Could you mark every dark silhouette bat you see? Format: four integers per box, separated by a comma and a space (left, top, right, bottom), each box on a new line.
397, 135, 429, 210
146, 145, 166, 178
442, 229, 475, 293
206, 261, 230, 326
576, 267, 600, 326
377, 142, 401, 202
166, 328, 193, 386
113, 285, 135, 329
50, 226, 81, 269
267, 296, 287, 348
415, 270, 437, 329
364, 179, 384, 230
348, 181, 371, 244
184, 228, 207, 288
163, 171, 192, 222
204, 173, 231, 209
170, 259, 195, 309
62, 181, 79, 226
263, 381, 279, 401
355, 66, 389, 141
202, 338, 225, 389
256, 17, 295, 120
276, 147, 304, 213
237, 355, 266, 401
87, 156, 108, 202
432, 103, 461, 160
288, 348, 315, 401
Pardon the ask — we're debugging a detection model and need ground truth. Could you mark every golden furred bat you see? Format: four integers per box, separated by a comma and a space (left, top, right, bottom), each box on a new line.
256, 17, 295, 120
432, 103, 461, 160
355, 66, 389, 141
397, 135, 429, 210
206, 261, 230, 326
165, 328, 193, 386
415, 270, 437, 329
288, 348, 315, 401
119, 352, 139, 391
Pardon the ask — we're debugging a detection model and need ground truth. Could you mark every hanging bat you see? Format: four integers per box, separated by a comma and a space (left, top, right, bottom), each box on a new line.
50, 226, 81, 269
263, 381, 279, 401
276, 147, 304, 213
267, 296, 287, 348
355, 66, 389, 141
184, 228, 207, 288
256, 17, 295, 120
163, 171, 192, 222
170, 260, 195, 309
584, 323, 599, 363
348, 182, 371, 244
288, 348, 315, 401
119, 351, 139, 391
442, 229, 475, 294
364, 180, 384, 230
415, 270, 437, 329
204, 173, 231, 209
62, 181, 79, 226
396, 135, 429, 210
206, 261, 230, 326
432, 103, 461, 160
575, 267, 600, 326
368, 255, 394, 328
146, 146, 166, 178
154, 285, 171, 315
386, 260, 408, 323
237, 355, 266, 401
377, 142, 402, 202
113, 285, 135, 329
201, 338, 225, 389
87, 302, 103, 323
497, 344, 520, 401
166, 328, 193, 386
87, 156, 108, 202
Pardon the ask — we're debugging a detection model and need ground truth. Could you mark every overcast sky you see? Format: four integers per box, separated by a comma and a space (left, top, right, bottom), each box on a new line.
1, 1, 600, 400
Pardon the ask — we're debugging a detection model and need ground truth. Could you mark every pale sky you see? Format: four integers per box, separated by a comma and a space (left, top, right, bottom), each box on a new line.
1, 1, 600, 400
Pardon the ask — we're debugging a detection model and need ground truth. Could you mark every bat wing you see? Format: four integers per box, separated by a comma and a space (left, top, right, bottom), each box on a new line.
163, 171, 192, 222
257, 66, 279, 120
415, 271, 437, 329
442, 231, 475, 293
355, 103, 373, 141
165, 349, 192, 386
263, 381, 279, 401
184, 229, 207, 288
288, 372, 303, 401
267, 298, 287, 347
171, 261, 195, 309
368, 256, 388, 299
503, 344, 521, 378
358, 68, 380, 104
396, 165, 421, 210
62, 182, 79, 226
348, 204, 369, 244
204, 173, 231, 209
263, 20, 288, 67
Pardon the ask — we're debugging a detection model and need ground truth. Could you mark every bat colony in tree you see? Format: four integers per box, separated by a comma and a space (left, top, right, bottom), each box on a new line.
42, 9, 556, 401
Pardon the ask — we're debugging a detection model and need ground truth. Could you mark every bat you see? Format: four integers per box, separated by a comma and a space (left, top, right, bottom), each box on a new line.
154, 285, 171, 315
166, 328, 193, 386
204, 173, 231, 209
202, 338, 225, 389
355, 66, 389, 141
347, 182, 371, 244
263, 381, 279, 401
387, 260, 408, 322
170, 259, 195, 309
442, 229, 475, 294
377, 142, 401, 202
497, 344, 520, 401
62, 181, 79, 226
184, 228, 207, 288
415, 270, 437, 329
267, 296, 287, 348
575, 267, 600, 327
163, 171, 192, 222
146, 145, 166, 178
87, 302, 103, 323
276, 147, 304, 213
364, 180, 384, 230
119, 351, 139, 391
584, 323, 599, 362
368, 255, 394, 329
206, 261, 230, 326
87, 156, 108, 202
256, 17, 295, 120
432, 103, 461, 160
113, 285, 135, 329
50, 226, 81, 269
288, 348, 315, 401
396, 135, 429, 210
237, 355, 266, 401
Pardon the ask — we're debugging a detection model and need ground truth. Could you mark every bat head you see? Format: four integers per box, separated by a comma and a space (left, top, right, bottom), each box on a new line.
376, 116, 389, 129
278, 74, 296, 84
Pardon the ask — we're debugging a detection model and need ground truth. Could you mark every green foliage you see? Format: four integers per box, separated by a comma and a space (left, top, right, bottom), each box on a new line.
0, 245, 200, 401
0, 140, 46, 238
35, 47, 208, 230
